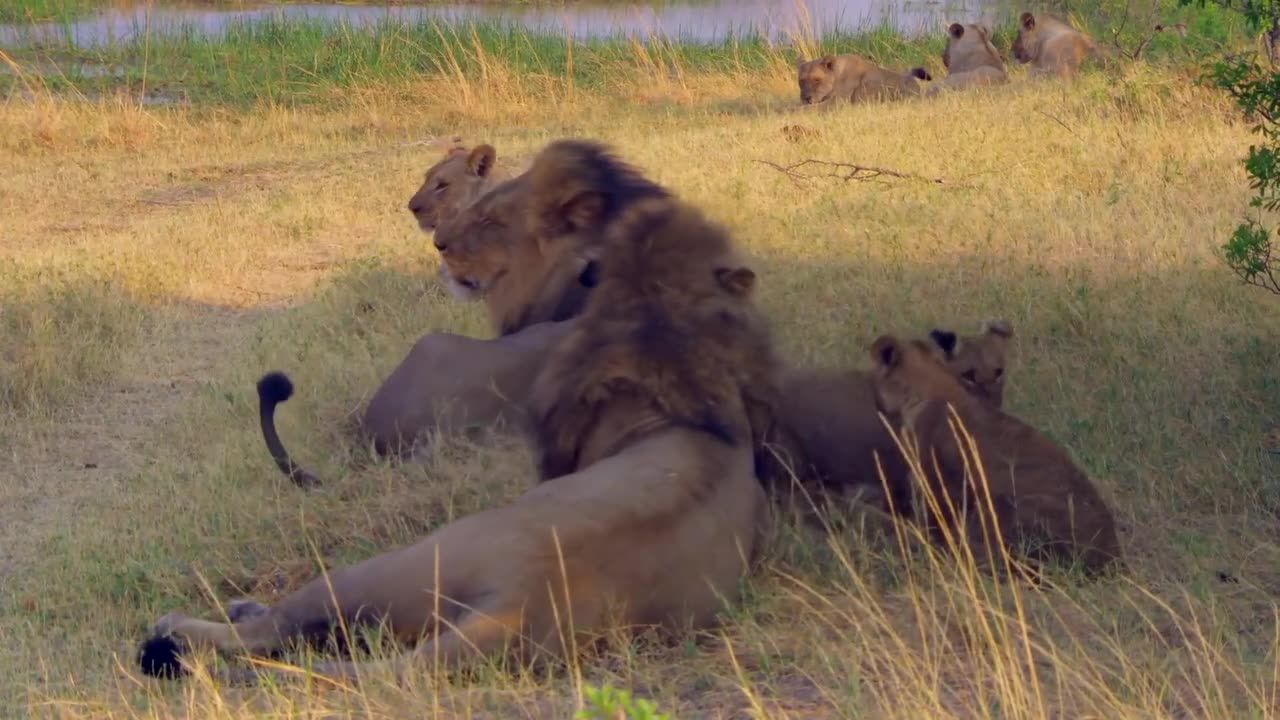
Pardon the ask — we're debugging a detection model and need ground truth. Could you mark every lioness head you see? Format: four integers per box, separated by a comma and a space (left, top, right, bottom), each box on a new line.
927, 319, 1014, 408
943, 22, 1007, 73
797, 55, 841, 105
1011, 12, 1045, 64
407, 144, 498, 233
432, 138, 670, 336
869, 334, 974, 426
528, 196, 781, 481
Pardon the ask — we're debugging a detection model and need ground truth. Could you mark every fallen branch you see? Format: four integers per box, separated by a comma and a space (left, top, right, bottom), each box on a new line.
754, 158, 946, 187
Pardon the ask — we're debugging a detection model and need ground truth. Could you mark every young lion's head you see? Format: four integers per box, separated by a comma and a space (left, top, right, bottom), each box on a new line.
796, 55, 845, 105
869, 334, 976, 427
407, 144, 498, 233
943, 22, 1007, 74
927, 319, 1014, 408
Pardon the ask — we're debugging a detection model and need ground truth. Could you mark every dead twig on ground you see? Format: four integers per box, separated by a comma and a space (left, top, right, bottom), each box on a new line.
754, 158, 947, 187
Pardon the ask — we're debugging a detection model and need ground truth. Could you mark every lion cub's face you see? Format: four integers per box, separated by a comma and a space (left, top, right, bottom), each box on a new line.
1011, 13, 1042, 64
929, 319, 1014, 408
431, 177, 525, 301
408, 144, 497, 233
870, 335, 971, 423
797, 56, 840, 105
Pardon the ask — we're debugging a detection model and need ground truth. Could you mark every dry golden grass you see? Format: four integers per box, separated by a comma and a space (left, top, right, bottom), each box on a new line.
1, 55, 1278, 719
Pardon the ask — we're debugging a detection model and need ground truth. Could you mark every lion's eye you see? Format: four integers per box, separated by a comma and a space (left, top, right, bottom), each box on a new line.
435, 183, 448, 194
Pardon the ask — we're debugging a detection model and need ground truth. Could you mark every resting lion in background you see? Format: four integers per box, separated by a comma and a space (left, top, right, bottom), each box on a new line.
406, 142, 504, 233
924, 23, 1009, 95
137, 164, 781, 687
258, 140, 672, 486
868, 333, 1122, 576
763, 320, 1016, 518
797, 54, 933, 106
1012, 12, 1106, 78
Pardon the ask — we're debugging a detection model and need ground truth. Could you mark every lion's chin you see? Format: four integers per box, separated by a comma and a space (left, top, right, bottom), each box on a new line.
438, 264, 483, 301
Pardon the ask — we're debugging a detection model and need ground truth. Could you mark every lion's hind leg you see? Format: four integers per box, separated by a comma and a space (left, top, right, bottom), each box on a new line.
137, 607, 307, 679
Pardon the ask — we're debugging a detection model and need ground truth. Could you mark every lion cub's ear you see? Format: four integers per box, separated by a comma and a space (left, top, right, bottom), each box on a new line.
983, 319, 1014, 338
821, 54, 837, 71
715, 267, 756, 297
948, 22, 965, 38
870, 334, 905, 369
928, 329, 959, 356
1020, 12, 1036, 30
468, 145, 497, 178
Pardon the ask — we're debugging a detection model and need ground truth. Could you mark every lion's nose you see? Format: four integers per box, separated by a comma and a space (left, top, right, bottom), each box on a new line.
434, 238, 447, 252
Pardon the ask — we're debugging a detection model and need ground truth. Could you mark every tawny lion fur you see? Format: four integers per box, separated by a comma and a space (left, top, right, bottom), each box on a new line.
797, 54, 933, 107
259, 141, 670, 486
868, 333, 1123, 576
406, 143, 504, 233
762, 321, 1015, 518
137, 168, 781, 687
1012, 12, 1106, 78
925, 23, 1009, 96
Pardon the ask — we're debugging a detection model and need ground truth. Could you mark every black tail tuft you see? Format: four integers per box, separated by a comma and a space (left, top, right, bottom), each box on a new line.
910, 67, 933, 82
137, 634, 188, 680
257, 371, 295, 406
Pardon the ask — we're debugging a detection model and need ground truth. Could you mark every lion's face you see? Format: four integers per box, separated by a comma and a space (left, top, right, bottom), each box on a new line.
870, 335, 970, 424
407, 144, 497, 233
1011, 13, 1039, 64
431, 177, 527, 301
797, 56, 839, 105
943, 22, 1004, 71
928, 320, 1014, 408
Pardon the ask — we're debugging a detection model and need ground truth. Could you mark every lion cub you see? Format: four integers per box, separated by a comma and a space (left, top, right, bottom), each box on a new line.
869, 333, 1122, 576
925, 23, 1009, 96
1012, 12, 1105, 78
766, 321, 1014, 518
797, 54, 932, 106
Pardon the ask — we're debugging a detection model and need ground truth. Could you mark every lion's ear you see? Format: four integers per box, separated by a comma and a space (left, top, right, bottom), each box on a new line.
871, 334, 905, 369
562, 191, 606, 232
983, 319, 1014, 338
1020, 12, 1036, 30
468, 144, 497, 178
821, 55, 837, 71
716, 267, 756, 297
928, 329, 959, 357
948, 22, 965, 38
578, 259, 600, 288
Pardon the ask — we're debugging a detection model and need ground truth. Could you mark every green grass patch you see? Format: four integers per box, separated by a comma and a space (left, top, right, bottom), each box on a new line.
0, 0, 1251, 106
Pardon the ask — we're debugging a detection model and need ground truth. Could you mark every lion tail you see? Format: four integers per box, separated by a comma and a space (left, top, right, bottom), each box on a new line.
257, 371, 322, 490
909, 66, 933, 82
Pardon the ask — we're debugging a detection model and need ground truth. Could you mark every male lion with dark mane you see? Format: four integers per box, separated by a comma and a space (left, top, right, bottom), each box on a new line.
406, 142, 504, 233
868, 333, 1122, 576
259, 140, 670, 486
1012, 12, 1106, 78
797, 54, 933, 106
924, 22, 1009, 96
137, 170, 781, 686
